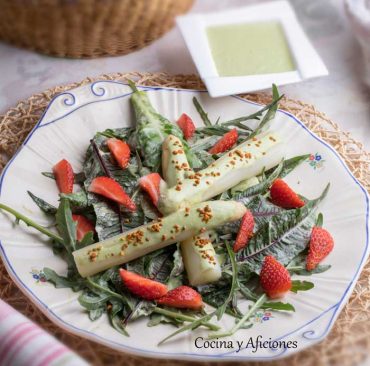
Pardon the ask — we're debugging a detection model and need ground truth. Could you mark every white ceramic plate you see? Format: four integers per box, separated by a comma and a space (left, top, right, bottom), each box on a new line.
0, 81, 368, 361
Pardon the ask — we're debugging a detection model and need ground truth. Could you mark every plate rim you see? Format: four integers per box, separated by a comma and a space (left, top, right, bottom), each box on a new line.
0, 81, 369, 361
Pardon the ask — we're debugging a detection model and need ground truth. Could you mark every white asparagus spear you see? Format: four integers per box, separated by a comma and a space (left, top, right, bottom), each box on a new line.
162, 136, 222, 286
73, 200, 246, 277
181, 231, 221, 286
158, 131, 283, 215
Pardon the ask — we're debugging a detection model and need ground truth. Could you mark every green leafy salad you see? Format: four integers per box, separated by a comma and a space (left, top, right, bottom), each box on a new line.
0, 82, 334, 344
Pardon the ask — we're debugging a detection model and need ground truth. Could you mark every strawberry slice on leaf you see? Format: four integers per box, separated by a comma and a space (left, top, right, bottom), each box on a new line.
88, 176, 136, 211
270, 178, 305, 209
233, 210, 255, 253
157, 286, 203, 310
208, 128, 238, 155
72, 214, 95, 241
176, 113, 195, 140
119, 269, 168, 300
107, 138, 131, 170
53, 159, 74, 194
260, 256, 292, 299
139, 173, 162, 207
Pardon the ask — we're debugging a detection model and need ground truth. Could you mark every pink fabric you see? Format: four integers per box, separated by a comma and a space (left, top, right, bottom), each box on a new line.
0, 299, 88, 366
37, 346, 69, 366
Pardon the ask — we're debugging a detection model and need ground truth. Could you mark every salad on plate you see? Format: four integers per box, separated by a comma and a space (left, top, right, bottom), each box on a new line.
0, 81, 334, 344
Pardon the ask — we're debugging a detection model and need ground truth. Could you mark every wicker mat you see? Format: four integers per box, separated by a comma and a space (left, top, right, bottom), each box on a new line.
0, 72, 369, 366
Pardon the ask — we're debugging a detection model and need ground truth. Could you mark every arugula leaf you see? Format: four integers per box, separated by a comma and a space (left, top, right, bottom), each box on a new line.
216, 243, 240, 320
233, 161, 283, 202
291, 280, 314, 293
60, 191, 90, 211
248, 84, 281, 139
43, 267, 84, 291
78, 231, 95, 247
89, 308, 105, 321
148, 313, 183, 328
78, 291, 112, 310
262, 302, 295, 312
287, 250, 331, 276
109, 299, 129, 336
222, 90, 284, 127
192, 97, 212, 126
239, 282, 295, 312
266, 154, 310, 178
27, 191, 57, 215
167, 245, 184, 289
55, 198, 77, 253
237, 184, 330, 273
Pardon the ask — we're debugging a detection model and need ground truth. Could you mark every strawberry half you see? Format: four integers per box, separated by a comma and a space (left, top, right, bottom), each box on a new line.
260, 256, 292, 299
270, 179, 305, 209
53, 159, 74, 194
107, 138, 131, 170
157, 286, 203, 310
72, 214, 95, 241
209, 128, 238, 155
233, 210, 255, 253
139, 173, 162, 207
89, 176, 136, 211
119, 269, 168, 300
176, 113, 195, 140
306, 227, 334, 271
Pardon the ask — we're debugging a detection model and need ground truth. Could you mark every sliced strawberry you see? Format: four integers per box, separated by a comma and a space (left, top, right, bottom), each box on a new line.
157, 286, 203, 310
72, 214, 95, 241
306, 227, 334, 271
53, 159, 74, 194
260, 256, 292, 299
119, 269, 168, 300
208, 128, 238, 155
139, 173, 162, 207
176, 113, 195, 140
270, 179, 305, 209
107, 138, 131, 170
89, 176, 136, 211
233, 210, 255, 252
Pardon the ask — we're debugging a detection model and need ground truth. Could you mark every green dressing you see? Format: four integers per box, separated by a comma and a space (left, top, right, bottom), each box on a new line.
206, 21, 296, 77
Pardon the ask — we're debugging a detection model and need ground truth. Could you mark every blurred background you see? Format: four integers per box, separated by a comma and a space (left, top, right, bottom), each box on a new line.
0, 0, 369, 151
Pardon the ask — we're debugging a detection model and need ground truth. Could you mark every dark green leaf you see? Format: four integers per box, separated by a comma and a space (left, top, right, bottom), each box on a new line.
41, 171, 86, 184
291, 280, 314, 293
43, 267, 84, 291
78, 231, 95, 248
27, 191, 57, 215
167, 245, 184, 289
262, 302, 295, 312
248, 85, 281, 139
60, 191, 90, 211
192, 97, 212, 126
78, 291, 111, 310
89, 308, 104, 321
56, 198, 77, 253
316, 213, 323, 227
266, 154, 310, 178
148, 313, 184, 327
237, 184, 330, 273
233, 161, 283, 202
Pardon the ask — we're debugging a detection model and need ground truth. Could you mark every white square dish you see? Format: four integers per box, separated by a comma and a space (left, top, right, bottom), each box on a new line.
177, 1, 328, 97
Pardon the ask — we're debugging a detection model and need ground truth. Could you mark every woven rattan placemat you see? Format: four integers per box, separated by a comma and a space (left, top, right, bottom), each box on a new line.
0, 72, 369, 366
